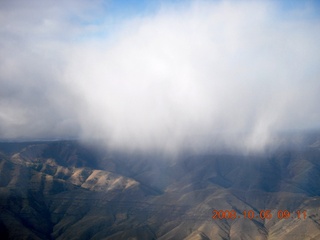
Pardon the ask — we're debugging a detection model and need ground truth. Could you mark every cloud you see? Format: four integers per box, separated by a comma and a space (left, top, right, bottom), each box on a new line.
1, 0, 320, 153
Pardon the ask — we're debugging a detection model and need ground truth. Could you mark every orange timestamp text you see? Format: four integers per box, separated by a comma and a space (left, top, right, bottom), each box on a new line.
212, 209, 307, 220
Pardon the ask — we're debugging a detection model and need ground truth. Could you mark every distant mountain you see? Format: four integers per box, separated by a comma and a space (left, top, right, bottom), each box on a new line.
0, 135, 320, 239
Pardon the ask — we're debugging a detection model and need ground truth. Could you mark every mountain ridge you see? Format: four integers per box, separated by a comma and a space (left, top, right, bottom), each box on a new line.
0, 137, 320, 239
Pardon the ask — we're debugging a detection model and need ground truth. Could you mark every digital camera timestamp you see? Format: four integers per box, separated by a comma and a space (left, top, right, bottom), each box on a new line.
212, 209, 307, 220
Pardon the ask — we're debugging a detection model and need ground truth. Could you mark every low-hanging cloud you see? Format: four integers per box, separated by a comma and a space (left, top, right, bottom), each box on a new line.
1, 0, 320, 154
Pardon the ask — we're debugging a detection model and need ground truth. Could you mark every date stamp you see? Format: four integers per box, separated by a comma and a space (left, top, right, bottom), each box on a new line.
212, 209, 307, 220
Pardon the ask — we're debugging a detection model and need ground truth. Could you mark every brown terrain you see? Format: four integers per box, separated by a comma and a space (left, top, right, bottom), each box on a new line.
0, 135, 320, 239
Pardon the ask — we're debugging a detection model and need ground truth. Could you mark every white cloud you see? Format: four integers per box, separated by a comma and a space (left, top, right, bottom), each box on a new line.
1, 0, 320, 153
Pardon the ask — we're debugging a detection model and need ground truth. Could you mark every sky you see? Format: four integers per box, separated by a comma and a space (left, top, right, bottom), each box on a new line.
0, 0, 320, 154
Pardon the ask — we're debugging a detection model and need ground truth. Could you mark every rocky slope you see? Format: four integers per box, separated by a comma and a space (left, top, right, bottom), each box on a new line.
0, 137, 320, 239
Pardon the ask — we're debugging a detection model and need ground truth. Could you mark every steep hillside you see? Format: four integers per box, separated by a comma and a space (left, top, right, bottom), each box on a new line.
0, 138, 320, 239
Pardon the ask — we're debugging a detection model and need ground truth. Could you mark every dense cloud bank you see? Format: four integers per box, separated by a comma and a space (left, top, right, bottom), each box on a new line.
1, 0, 320, 154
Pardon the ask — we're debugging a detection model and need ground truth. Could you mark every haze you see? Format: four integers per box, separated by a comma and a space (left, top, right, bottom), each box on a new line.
1, 0, 320, 154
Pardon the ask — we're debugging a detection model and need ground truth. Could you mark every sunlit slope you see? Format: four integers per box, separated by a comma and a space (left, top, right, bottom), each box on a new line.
0, 138, 320, 239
